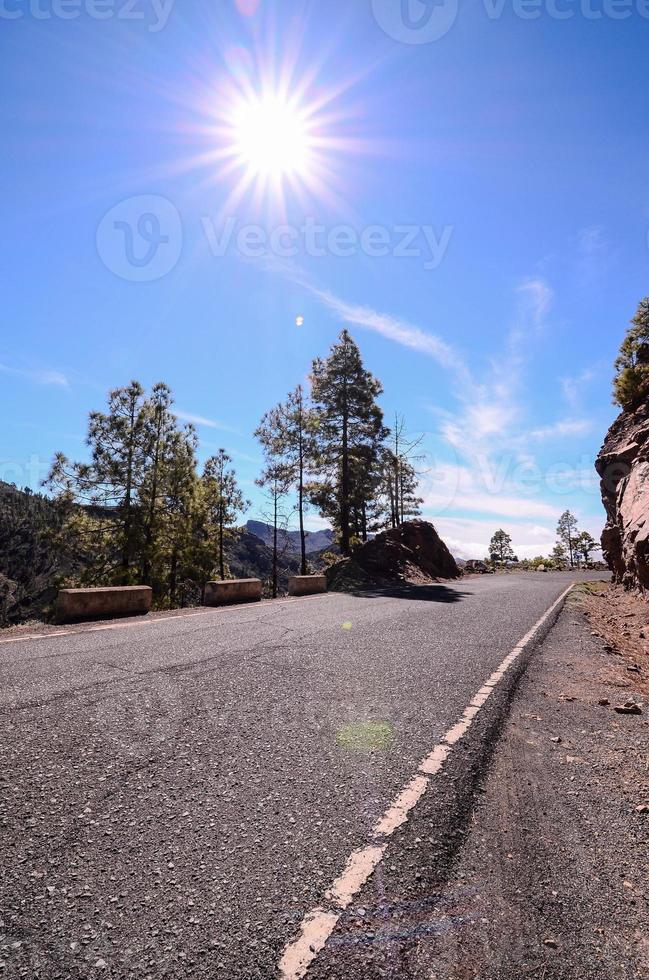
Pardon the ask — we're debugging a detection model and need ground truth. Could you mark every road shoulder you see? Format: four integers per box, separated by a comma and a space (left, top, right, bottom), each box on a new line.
409, 584, 649, 979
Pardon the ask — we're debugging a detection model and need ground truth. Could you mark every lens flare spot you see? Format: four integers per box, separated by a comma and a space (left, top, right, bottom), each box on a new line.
336, 721, 393, 751
235, 0, 260, 16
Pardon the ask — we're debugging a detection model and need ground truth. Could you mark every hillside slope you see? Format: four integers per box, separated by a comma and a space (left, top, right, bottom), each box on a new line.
0, 481, 77, 624
245, 520, 334, 555
0, 484, 321, 624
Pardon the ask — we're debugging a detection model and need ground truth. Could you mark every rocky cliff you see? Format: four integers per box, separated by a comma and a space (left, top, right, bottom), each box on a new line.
596, 399, 649, 591
326, 520, 460, 591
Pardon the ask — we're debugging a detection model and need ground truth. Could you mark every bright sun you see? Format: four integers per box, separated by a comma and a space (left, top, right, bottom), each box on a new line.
200, 55, 367, 215
231, 92, 312, 179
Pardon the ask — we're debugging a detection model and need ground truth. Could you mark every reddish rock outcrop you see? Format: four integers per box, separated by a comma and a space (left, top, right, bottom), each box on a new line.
326, 520, 460, 591
595, 399, 649, 592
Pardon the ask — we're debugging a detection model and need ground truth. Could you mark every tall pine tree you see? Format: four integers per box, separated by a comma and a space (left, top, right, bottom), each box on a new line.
202, 450, 248, 581
255, 384, 314, 575
309, 330, 386, 555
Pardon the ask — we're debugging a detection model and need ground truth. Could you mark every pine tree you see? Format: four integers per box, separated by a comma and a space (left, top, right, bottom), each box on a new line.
488, 529, 515, 565
139, 383, 181, 586
381, 415, 424, 529
202, 450, 248, 581
556, 510, 579, 568
613, 297, 649, 409
255, 463, 292, 598
255, 385, 314, 575
45, 381, 151, 583
158, 427, 199, 606
550, 542, 568, 569
44, 381, 200, 602
574, 531, 598, 567
309, 330, 386, 556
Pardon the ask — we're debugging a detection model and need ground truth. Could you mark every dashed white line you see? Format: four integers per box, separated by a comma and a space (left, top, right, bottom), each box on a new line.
277, 583, 574, 980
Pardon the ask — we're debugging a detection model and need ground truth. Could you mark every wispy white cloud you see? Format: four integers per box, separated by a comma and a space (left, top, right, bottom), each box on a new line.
419, 461, 560, 521
0, 362, 69, 388
202, 442, 261, 465
576, 225, 610, 285
530, 418, 591, 440
560, 366, 596, 410
284, 269, 602, 557
174, 410, 237, 432
517, 277, 553, 329
305, 285, 469, 381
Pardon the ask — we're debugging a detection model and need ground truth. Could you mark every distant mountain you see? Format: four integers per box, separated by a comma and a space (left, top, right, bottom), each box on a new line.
245, 520, 335, 555
227, 528, 301, 592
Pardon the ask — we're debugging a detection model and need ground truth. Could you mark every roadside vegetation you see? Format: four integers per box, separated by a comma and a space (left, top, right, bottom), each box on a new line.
485, 512, 601, 572
2, 331, 424, 618
613, 296, 649, 410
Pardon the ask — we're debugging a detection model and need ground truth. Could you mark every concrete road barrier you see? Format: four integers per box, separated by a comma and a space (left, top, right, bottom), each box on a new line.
55, 586, 152, 624
288, 575, 327, 597
204, 579, 262, 606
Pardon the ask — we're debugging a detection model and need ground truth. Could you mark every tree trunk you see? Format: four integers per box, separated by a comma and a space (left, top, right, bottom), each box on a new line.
142, 408, 163, 585
298, 420, 307, 576
387, 472, 397, 529
340, 356, 351, 555
218, 506, 225, 580
272, 491, 278, 599
121, 395, 137, 582
169, 549, 177, 607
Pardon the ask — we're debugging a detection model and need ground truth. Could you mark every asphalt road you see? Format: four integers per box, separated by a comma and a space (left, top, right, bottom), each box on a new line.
0, 571, 606, 979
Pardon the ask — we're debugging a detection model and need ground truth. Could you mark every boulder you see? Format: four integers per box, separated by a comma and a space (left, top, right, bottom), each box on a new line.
464, 559, 492, 574
326, 520, 460, 591
596, 399, 649, 591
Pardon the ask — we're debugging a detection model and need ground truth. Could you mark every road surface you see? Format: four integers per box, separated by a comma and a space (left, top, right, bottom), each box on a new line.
0, 571, 604, 979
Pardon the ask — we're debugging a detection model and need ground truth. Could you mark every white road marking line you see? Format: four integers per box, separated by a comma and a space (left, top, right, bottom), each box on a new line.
278, 908, 341, 980
0, 592, 334, 646
419, 743, 449, 775
372, 776, 428, 837
278, 583, 574, 980
325, 844, 388, 907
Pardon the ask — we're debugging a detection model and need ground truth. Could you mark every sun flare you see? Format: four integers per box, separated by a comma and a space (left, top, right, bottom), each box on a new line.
230, 92, 312, 179
187, 43, 378, 217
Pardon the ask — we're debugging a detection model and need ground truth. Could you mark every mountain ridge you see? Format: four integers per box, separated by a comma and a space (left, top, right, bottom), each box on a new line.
245, 519, 335, 555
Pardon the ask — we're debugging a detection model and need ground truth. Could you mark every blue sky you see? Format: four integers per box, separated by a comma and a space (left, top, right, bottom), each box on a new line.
2, 0, 648, 558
